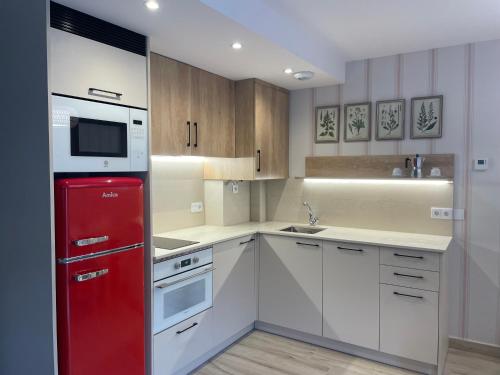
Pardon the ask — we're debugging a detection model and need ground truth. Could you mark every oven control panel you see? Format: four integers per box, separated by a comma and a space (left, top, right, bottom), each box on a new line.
153, 247, 213, 282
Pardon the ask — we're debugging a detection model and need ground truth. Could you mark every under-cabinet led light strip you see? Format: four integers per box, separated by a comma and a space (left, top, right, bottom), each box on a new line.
151, 155, 206, 163
303, 178, 452, 185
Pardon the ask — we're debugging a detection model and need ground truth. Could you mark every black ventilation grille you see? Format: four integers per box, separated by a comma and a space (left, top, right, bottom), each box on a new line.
50, 1, 147, 56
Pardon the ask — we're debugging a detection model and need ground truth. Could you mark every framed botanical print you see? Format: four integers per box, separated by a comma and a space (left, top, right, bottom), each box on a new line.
375, 99, 405, 140
315, 105, 340, 143
411, 95, 443, 139
344, 102, 371, 142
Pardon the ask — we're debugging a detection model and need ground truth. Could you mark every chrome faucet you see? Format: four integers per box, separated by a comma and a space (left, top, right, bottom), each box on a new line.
303, 202, 319, 226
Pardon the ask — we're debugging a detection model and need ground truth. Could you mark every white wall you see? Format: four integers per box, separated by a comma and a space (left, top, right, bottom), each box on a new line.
288, 40, 500, 346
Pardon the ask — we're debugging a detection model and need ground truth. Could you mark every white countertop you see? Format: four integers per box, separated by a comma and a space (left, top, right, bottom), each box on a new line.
153, 222, 452, 262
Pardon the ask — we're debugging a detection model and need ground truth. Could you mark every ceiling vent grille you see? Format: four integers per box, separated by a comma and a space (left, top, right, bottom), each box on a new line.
50, 1, 147, 56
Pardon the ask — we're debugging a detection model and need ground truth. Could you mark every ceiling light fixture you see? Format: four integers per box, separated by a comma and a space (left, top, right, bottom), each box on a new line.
293, 71, 314, 81
231, 42, 242, 50
284, 68, 293, 74
144, 0, 159, 11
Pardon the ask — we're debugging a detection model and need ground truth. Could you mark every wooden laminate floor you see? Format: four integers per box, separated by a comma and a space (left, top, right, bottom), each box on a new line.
195, 331, 500, 375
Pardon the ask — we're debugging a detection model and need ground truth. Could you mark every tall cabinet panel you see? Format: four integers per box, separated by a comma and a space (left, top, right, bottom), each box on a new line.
150, 53, 191, 156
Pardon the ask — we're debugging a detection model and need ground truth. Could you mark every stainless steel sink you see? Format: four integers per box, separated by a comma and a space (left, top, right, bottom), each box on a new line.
279, 226, 326, 234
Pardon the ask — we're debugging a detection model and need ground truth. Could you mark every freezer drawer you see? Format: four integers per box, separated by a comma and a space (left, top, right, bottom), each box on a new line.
57, 247, 145, 375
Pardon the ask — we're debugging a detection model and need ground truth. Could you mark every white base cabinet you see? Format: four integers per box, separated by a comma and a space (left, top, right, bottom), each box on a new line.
153, 308, 213, 375
323, 242, 379, 350
380, 285, 439, 365
212, 235, 256, 347
259, 235, 322, 336
50, 28, 148, 108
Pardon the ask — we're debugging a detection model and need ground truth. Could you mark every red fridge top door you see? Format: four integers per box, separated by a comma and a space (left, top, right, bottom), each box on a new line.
56, 246, 145, 375
55, 177, 144, 260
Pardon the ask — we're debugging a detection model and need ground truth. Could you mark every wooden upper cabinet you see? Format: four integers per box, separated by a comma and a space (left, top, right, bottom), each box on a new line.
151, 53, 191, 155
236, 79, 289, 180
150, 53, 234, 157
191, 69, 235, 157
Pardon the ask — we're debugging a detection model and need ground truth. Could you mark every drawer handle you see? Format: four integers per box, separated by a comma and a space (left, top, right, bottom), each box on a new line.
176, 322, 198, 335
393, 291, 423, 299
239, 238, 255, 245
187, 121, 191, 147
393, 253, 424, 260
88, 88, 122, 100
296, 242, 319, 247
337, 246, 363, 253
394, 272, 424, 279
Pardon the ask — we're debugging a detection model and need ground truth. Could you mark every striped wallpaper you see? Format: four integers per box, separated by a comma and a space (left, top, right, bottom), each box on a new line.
288, 40, 500, 346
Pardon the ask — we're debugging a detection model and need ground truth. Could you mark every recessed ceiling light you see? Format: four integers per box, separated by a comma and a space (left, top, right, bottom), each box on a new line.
284, 68, 293, 74
144, 0, 159, 10
231, 42, 242, 50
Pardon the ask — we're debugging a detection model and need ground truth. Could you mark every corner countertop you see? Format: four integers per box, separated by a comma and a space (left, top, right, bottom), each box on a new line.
153, 222, 452, 263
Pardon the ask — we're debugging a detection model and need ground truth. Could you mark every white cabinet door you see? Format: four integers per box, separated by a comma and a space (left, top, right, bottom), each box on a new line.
50, 28, 147, 108
212, 235, 256, 347
153, 309, 213, 375
259, 235, 322, 336
323, 242, 380, 350
380, 285, 439, 365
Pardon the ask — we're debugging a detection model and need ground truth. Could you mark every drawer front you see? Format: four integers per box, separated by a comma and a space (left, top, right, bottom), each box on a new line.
380, 265, 439, 292
380, 285, 438, 365
153, 309, 213, 375
380, 248, 440, 271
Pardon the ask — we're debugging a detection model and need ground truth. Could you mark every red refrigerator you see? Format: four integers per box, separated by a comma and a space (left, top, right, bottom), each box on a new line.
55, 177, 145, 375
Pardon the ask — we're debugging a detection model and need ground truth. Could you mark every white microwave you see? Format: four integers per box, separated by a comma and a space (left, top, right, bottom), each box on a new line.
51, 94, 148, 172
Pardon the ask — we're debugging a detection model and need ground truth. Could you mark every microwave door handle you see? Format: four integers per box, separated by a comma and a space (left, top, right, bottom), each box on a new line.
155, 266, 215, 289
88, 88, 122, 100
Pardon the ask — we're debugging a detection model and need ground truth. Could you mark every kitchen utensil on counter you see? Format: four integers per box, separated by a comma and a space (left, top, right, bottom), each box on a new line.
430, 167, 442, 177
392, 167, 403, 177
405, 154, 425, 178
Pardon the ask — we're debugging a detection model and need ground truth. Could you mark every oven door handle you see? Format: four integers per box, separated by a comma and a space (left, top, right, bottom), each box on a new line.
155, 266, 215, 289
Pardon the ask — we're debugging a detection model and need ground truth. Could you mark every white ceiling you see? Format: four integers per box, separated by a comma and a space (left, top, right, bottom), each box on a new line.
54, 0, 341, 89
54, 0, 500, 88
263, 0, 500, 60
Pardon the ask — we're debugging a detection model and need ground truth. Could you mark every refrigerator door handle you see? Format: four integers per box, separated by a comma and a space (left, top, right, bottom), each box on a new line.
74, 268, 109, 282
74, 235, 109, 247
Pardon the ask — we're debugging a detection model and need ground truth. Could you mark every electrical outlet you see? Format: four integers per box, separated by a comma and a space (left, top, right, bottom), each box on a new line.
191, 202, 203, 213
431, 207, 453, 220
232, 182, 239, 194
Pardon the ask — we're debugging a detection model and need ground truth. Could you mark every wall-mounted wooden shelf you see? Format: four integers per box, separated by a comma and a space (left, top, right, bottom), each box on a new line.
305, 154, 454, 180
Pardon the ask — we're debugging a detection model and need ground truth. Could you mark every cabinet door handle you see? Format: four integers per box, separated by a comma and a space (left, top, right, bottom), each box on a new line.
187, 121, 191, 147
393, 272, 424, 279
176, 322, 198, 335
393, 291, 423, 299
256, 150, 261, 172
88, 88, 122, 100
296, 242, 319, 247
239, 238, 255, 245
194, 122, 198, 147
394, 253, 424, 260
337, 246, 363, 253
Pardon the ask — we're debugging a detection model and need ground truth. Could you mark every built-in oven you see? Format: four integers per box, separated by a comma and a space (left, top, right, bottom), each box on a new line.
153, 248, 214, 334
52, 94, 148, 172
